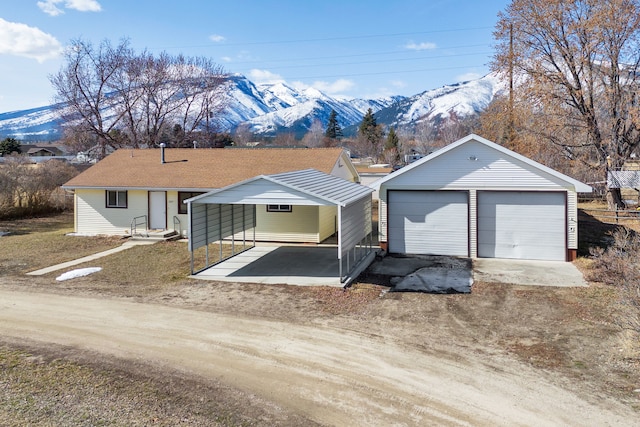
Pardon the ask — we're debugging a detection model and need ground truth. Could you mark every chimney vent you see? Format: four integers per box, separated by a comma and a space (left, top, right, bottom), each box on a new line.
160, 143, 166, 164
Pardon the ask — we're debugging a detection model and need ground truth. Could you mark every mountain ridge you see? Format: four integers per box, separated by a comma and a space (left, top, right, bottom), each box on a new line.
0, 73, 504, 142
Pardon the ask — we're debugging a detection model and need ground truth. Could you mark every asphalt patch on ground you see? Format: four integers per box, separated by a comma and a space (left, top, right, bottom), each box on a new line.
365, 254, 473, 294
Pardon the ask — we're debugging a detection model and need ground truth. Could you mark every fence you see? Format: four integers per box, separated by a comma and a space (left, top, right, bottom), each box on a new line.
579, 206, 640, 226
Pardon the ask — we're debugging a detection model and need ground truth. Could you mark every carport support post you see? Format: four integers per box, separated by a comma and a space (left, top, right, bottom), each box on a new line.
205, 204, 209, 267
219, 204, 223, 261
338, 206, 343, 281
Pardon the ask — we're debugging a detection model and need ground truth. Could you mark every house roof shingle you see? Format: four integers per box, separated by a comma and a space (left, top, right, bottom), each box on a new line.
63, 147, 347, 190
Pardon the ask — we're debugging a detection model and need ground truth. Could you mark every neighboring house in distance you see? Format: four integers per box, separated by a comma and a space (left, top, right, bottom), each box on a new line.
62, 147, 359, 241
23, 145, 63, 157
371, 134, 593, 262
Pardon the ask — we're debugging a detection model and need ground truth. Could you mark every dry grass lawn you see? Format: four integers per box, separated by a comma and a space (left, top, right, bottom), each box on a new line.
0, 210, 639, 425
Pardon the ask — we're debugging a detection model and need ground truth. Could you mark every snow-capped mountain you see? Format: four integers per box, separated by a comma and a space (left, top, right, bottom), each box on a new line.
0, 73, 504, 141
379, 73, 506, 129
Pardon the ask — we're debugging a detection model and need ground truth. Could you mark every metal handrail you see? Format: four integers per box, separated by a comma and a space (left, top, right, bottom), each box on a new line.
130, 215, 148, 236
173, 215, 181, 236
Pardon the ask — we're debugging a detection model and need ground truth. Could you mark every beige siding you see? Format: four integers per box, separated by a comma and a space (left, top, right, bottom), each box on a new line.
167, 191, 189, 236
318, 205, 337, 241
255, 204, 321, 242
76, 189, 148, 235
567, 191, 578, 250
330, 152, 359, 183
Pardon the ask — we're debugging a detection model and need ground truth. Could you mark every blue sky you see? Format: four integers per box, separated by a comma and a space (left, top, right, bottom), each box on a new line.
0, 0, 510, 113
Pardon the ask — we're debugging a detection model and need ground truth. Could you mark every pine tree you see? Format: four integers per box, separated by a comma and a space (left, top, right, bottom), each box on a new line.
358, 108, 378, 144
356, 108, 384, 160
324, 109, 342, 139
384, 127, 401, 165
385, 127, 399, 151
0, 137, 21, 156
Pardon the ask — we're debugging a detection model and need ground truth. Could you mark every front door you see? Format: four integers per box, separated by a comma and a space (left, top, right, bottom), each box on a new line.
149, 191, 166, 230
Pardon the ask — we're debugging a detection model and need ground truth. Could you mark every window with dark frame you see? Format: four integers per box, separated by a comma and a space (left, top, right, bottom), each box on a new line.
266, 204, 292, 213
178, 192, 205, 214
106, 190, 127, 208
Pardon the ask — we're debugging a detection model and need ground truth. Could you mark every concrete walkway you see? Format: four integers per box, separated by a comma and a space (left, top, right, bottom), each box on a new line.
26, 240, 156, 276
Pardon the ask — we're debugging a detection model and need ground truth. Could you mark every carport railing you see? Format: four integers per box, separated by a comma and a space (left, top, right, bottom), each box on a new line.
340, 231, 375, 284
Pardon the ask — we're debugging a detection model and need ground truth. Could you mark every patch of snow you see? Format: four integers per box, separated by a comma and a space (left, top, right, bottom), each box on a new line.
56, 267, 102, 281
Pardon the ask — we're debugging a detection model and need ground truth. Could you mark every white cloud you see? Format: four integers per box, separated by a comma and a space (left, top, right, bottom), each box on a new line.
390, 80, 407, 89
248, 69, 284, 84
65, 0, 102, 12
37, 0, 64, 16
312, 79, 354, 94
405, 41, 437, 51
292, 79, 354, 95
0, 18, 62, 62
209, 34, 225, 42
221, 56, 232, 62
456, 72, 481, 82
38, 0, 102, 16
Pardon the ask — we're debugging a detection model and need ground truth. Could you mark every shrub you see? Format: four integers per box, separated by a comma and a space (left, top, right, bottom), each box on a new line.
588, 228, 640, 335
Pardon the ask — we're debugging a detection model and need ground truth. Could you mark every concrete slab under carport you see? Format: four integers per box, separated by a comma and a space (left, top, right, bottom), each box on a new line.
191, 245, 348, 286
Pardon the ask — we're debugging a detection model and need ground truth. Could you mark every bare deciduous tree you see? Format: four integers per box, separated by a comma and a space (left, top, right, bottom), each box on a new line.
50, 38, 228, 158
493, 0, 640, 208
301, 119, 325, 147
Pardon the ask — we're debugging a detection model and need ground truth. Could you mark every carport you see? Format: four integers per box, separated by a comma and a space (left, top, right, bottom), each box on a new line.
186, 169, 375, 286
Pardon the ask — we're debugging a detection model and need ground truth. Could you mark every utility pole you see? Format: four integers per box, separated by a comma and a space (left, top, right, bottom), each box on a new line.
508, 22, 515, 146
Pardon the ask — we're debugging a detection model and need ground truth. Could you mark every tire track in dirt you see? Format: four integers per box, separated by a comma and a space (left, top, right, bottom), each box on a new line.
0, 289, 635, 426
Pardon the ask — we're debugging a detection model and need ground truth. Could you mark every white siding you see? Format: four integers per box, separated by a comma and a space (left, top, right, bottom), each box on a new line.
378, 189, 389, 243
196, 180, 328, 206
339, 196, 372, 258
469, 190, 478, 258
76, 189, 148, 235
567, 191, 578, 250
382, 140, 574, 191
255, 204, 321, 242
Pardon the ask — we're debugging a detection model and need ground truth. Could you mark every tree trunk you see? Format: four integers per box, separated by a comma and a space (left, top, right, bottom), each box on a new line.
607, 188, 627, 210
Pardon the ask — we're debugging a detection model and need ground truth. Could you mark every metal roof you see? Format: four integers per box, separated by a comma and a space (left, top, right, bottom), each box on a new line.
188, 168, 373, 207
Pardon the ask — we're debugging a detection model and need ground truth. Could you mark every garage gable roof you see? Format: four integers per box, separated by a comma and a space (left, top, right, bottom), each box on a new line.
187, 169, 373, 207
371, 134, 592, 193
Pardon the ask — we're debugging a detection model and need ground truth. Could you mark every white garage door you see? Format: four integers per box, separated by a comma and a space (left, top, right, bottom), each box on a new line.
388, 191, 469, 256
478, 191, 566, 261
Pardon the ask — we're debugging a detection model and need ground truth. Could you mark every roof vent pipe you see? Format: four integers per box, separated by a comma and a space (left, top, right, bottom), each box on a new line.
160, 143, 166, 164
193, 140, 197, 149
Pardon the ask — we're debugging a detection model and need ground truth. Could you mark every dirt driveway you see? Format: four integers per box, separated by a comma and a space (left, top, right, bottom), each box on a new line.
0, 287, 636, 426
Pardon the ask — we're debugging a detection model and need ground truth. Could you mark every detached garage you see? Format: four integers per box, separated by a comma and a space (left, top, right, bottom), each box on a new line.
372, 134, 592, 261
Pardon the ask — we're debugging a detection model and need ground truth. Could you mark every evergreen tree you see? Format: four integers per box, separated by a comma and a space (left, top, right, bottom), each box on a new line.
385, 127, 399, 151
324, 109, 342, 139
358, 108, 377, 142
384, 127, 401, 165
0, 137, 21, 156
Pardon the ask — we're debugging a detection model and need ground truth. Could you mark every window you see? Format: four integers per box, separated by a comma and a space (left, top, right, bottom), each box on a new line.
178, 192, 205, 214
266, 204, 292, 213
106, 190, 127, 208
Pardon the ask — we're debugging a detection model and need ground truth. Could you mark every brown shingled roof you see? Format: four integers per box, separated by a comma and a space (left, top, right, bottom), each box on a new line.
64, 147, 346, 190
